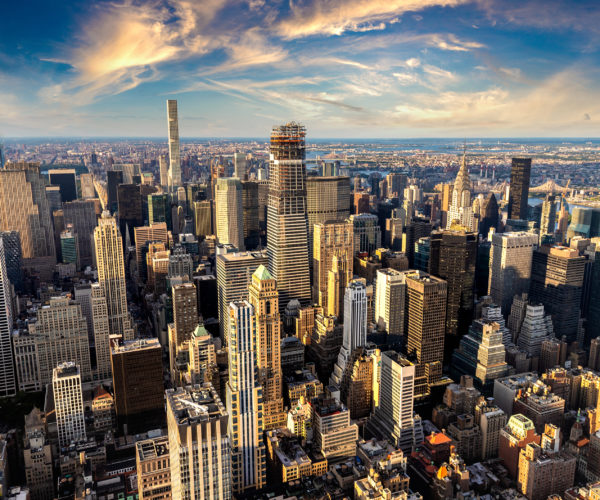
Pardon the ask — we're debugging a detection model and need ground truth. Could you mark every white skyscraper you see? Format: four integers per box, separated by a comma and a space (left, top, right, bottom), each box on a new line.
488, 232, 538, 314
331, 280, 367, 385
0, 238, 15, 396
216, 177, 244, 251
167, 99, 181, 190
375, 269, 407, 337
368, 352, 423, 452
446, 152, 475, 231
53, 362, 86, 448
227, 301, 266, 493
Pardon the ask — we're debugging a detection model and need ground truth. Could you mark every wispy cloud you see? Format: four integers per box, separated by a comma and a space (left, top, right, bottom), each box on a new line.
276, 0, 470, 38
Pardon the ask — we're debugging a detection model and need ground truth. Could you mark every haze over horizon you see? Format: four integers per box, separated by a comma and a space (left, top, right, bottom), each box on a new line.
2, 0, 600, 137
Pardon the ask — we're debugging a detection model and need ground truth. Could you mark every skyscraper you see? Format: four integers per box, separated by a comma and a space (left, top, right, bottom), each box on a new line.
90, 283, 112, 380
63, 199, 97, 268
306, 175, 351, 254
267, 122, 311, 311
0, 238, 15, 397
159, 155, 169, 191
227, 301, 266, 493
368, 352, 423, 452
331, 280, 367, 385
507, 158, 532, 221
167, 384, 232, 499
216, 250, 268, 345
405, 270, 447, 398
169, 282, 198, 377
446, 153, 475, 231
193, 200, 213, 239
488, 232, 538, 314
429, 229, 477, 347
80, 173, 95, 199
529, 245, 586, 343
242, 180, 260, 250
374, 268, 407, 338
312, 220, 354, 308
540, 194, 557, 242
60, 228, 79, 267
0, 162, 56, 277
148, 193, 171, 228
94, 211, 133, 339
216, 177, 244, 251
48, 168, 77, 202
167, 99, 181, 190
249, 266, 285, 430
107, 169, 124, 214
0, 231, 23, 293
479, 193, 499, 237
134, 222, 169, 281
234, 152, 247, 179
53, 362, 86, 448
350, 213, 382, 255
117, 183, 143, 247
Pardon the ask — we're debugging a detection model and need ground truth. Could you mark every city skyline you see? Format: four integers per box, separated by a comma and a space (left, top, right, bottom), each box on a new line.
1, 0, 600, 138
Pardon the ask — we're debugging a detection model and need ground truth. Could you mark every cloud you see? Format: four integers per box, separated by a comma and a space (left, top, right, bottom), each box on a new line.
405, 57, 421, 67
277, 0, 470, 39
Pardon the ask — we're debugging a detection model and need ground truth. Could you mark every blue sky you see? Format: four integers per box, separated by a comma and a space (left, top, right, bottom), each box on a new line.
1, 0, 600, 137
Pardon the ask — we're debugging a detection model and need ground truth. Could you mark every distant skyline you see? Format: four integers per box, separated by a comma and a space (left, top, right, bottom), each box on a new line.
1, 0, 600, 137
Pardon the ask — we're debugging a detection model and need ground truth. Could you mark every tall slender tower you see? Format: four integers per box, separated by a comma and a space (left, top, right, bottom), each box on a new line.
267, 122, 311, 311
94, 211, 132, 339
507, 158, 532, 221
216, 177, 244, 251
227, 301, 266, 493
167, 99, 181, 190
248, 265, 285, 430
0, 238, 15, 397
446, 152, 475, 231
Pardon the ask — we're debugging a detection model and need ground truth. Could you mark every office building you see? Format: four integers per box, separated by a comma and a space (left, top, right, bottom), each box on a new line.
518, 429, 576, 500
63, 199, 97, 268
111, 338, 164, 425
499, 414, 540, 479
479, 193, 499, 237
306, 175, 351, 252
516, 304, 554, 357
339, 347, 374, 419
242, 180, 260, 250
53, 362, 86, 448
89, 283, 112, 380
480, 300, 511, 346
0, 231, 22, 292
451, 320, 508, 392
49, 168, 77, 202
447, 414, 481, 463
158, 155, 169, 191
374, 268, 406, 337
148, 193, 171, 228
227, 301, 266, 493
135, 436, 171, 500
107, 168, 124, 213
167, 99, 181, 189
80, 172, 95, 199
23, 408, 53, 500
169, 282, 199, 379
94, 212, 133, 339
429, 229, 477, 344
167, 384, 231, 499
529, 245, 586, 343
28, 296, 92, 385
267, 122, 311, 310
512, 381, 565, 434
193, 200, 213, 239
134, 222, 169, 280
508, 158, 532, 220
488, 232, 538, 314
446, 153, 476, 231
0, 239, 14, 397
369, 352, 423, 452
312, 220, 354, 308
0, 162, 56, 275
249, 266, 286, 429
234, 151, 247, 179
216, 250, 268, 345
117, 183, 143, 246
475, 398, 507, 460
216, 177, 244, 251
403, 217, 433, 267
405, 271, 447, 398
331, 280, 367, 385
312, 396, 359, 462
540, 194, 557, 242
350, 213, 382, 255
60, 229, 79, 267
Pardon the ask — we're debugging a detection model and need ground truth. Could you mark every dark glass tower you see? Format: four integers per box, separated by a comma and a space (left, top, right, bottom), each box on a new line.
507, 158, 532, 220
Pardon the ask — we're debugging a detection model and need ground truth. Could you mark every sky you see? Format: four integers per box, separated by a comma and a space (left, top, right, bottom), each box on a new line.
1, 0, 600, 138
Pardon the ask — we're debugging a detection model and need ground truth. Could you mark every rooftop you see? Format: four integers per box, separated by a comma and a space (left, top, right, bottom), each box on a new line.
167, 383, 227, 425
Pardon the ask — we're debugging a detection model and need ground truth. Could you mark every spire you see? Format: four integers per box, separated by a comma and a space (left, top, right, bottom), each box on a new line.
453, 149, 471, 194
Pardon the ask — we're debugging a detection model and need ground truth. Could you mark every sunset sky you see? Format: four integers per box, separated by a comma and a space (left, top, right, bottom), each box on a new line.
1, 0, 599, 137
